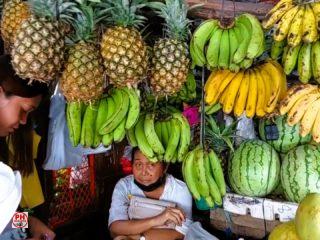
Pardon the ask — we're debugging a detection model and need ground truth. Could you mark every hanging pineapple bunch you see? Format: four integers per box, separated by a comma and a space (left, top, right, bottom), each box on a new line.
10, 0, 75, 84
100, 0, 149, 88
150, 0, 191, 96
60, 0, 105, 104
1, 0, 30, 50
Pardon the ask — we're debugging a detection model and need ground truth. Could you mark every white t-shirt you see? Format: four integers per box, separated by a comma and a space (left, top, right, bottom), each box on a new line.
108, 174, 192, 227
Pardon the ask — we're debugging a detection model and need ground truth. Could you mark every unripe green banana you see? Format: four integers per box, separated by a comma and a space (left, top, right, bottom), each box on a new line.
283, 44, 301, 75
204, 196, 215, 208
194, 148, 210, 197
100, 96, 115, 147
172, 113, 190, 161
164, 118, 181, 162
154, 121, 162, 144
271, 40, 286, 60
161, 121, 170, 148
100, 89, 129, 134
135, 116, 155, 159
240, 58, 253, 69
208, 150, 226, 196
190, 37, 205, 68
311, 41, 320, 83
218, 29, 230, 69
228, 28, 238, 65
93, 98, 108, 148
66, 102, 83, 147
204, 152, 222, 206
206, 27, 223, 69
298, 43, 312, 83
126, 127, 138, 147
102, 134, 113, 146
144, 113, 165, 155
80, 103, 99, 148
123, 87, 140, 130
182, 149, 201, 201
233, 19, 251, 64
113, 118, 126, 143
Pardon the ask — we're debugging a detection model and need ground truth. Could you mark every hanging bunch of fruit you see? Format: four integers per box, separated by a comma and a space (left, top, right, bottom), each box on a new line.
190, 13, 265, 72
263, 0, 320, 47
279, 84, 320, 142
149, 0, 191, 96
204, 60, 287, 118
182, 146, 226, 208
271, 39, 320, 83
127, 111, 191, 163
67, 87, 140, 148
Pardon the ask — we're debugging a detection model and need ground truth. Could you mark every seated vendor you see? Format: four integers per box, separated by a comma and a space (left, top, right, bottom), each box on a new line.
108, 147, 192, 240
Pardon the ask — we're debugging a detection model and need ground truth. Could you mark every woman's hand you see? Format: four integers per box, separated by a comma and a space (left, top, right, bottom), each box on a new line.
27, 216, 56, 240
153, 207, 186, 227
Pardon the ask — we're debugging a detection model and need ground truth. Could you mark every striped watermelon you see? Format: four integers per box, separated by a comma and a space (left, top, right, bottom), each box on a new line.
259, 116, 311, 153
281, 144, 320, 203
228, 140, 280, 197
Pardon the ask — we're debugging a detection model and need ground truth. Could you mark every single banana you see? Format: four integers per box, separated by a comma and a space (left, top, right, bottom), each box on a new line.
206, 27, 223, 69
218, 29, 230, 69
245, 69, 258, 118
253, 69, 266, 117
135, 115, 155, 159
274, 5, 299, 42
262, 1, 294, 29
228, 27, 240, 71
113, 118, 126, 143
204, 196, 215, 208
265, 0, 292, 18
154, 121, 162, 144
233, 20, 251, 64
302, 5, 318, 43
80, 103, 99, 148
204, 152, 222, 206
161, 121, 170, 148
183, 149, 201, 200
66, 102, 83, 147
312, 41, 320, 83
123, 87, 140, 130
300, 97, 320, 137
194, 148, 210, 197
298, 43, 312, 83
287, 6, 305, 47
312, 106, 320, 142
93, 98, 108, 148
283, 44, 301, 75
205, 103, 222, 115
102, 134, 113, 146
219, 84, 230, 106
99, 89, 129, 135
205, 70, 231, 105
208, 150, 226, 197
190, 36, 206, 67
279, 84, 318, 115
239, 58, 253, 69
257, 68, 272, 113
312, 3, 320, 30
173, 112, 191, 161
144, 113, 165, 155
212, 71, 238, 105
164, 118, 181, 162
234, 70, 250, 117
287, 89, 319, 126
126, 127, 138, 147
270, 60, 288, 100
223, 70, 244, 114
271, 40, 286, 60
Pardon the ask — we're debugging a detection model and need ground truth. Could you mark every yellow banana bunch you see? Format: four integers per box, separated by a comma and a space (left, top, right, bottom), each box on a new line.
191, 13, 265, 71
205, 60, 287, 118
263, 0, 320, 47
279, 84, 320, 142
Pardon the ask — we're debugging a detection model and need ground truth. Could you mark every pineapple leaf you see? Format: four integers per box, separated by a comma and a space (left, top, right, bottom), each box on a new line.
221, 136, 234, 152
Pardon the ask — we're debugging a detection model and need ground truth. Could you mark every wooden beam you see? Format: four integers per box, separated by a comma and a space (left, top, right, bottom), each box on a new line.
186, 0, 275, 20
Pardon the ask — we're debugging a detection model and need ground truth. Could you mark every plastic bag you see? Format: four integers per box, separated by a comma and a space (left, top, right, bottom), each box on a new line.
184, 222, 219, 240
43, 86, 110, 170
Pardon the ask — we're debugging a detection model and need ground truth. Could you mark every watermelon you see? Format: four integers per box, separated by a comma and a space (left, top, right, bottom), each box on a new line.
281, 144, 320, 203
268, 221, 299, 240
259, 115, 311, 153
295, 193, 320, 240
228, 140, 280, 197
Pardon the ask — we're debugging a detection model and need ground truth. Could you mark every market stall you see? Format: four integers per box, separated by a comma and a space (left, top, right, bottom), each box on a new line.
1, 0, 320, 239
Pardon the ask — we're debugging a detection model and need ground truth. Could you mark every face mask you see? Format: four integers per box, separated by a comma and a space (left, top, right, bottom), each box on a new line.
134, 175, 166, 192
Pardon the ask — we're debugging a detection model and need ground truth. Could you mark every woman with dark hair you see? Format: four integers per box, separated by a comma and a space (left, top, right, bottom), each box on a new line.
108, 147, 192, 240
0, 54, 55, 239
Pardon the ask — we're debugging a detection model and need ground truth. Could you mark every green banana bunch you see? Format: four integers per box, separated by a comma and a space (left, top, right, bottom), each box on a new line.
66, 102, 83, 147
80, 103, 99, 148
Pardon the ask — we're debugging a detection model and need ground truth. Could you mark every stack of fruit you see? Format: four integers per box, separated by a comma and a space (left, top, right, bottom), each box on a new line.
279, 84, 320, 142
190, 13, 265, 71
127, 112, 191, 163
66, 87, 140, 148
204, 60, 287, 118
182, 147, 226, 207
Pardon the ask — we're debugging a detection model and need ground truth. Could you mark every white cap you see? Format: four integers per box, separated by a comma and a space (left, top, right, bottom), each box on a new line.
0, 162, 22, 234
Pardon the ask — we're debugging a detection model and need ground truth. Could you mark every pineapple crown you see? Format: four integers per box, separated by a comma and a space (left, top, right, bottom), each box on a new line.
99, 0, 151, 29
27, 0, 77, 22
151, 0, 191, 41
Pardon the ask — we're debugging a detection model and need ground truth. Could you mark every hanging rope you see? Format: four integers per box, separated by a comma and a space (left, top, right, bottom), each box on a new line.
200, 67, 206, 148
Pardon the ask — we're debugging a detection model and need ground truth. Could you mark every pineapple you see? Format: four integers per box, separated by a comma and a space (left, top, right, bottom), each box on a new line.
100, 0, 149, 88
11, 0, 75, 84
0, 0, 30, 50
150, 0, 190, 96
60, 2, 105, 103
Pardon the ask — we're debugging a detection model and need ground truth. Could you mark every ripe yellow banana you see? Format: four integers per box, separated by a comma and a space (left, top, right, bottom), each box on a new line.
219, 84, 230, 105
287, 6, 305, 47
312, 106, 320, 142
312, 3, 320, 31
214, 71, 238, 104
302, 5, 318, 43
268, 0, 292, 16
287, 89, 319, 126
234, 70, 250, 117
279, 84, 318, 115
223, 71, 244, 114
269, 60, 288, 101
263, 0, 294, 29
300, 97, 320, 137
274, 5, 299, 42
245, 70, 258, 118
205, 70, 230, 104
257, 68, 272, 114
253, 69, 266, 117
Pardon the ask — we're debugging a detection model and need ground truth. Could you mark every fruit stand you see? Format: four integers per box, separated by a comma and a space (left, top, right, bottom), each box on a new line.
1, 0, 320, 239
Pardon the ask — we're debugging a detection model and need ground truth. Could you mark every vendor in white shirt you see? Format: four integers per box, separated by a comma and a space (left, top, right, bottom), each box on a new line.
108, 147, 193, 240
